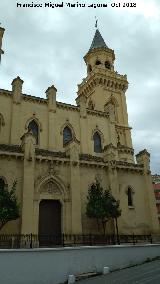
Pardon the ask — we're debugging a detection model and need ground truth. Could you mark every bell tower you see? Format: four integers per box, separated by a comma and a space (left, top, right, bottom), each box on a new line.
76, 28, 134, 161
0, 26, 5, 63
85, 29, 115, 75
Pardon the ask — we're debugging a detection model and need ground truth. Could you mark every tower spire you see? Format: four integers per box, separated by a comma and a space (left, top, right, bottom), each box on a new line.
89, 29, 108, 50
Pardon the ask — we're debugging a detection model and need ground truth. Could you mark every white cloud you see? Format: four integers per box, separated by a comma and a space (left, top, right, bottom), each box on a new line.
0, 0, 160, 173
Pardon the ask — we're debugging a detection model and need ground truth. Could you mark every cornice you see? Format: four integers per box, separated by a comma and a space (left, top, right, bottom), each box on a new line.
0, 144, 144, 173
57, 102, 79, 112
22, 94, 47, 104
35, 148, 68, 158
0, 144, 23, 160
0, 89, 12, 97
87, 109, 109, 118
115, 124, 132, 130
79, 153, 104, 163
0, 144, 22, 153
118, 145, 134, 155
116, 160, 144, 172
77, 69, 128, 97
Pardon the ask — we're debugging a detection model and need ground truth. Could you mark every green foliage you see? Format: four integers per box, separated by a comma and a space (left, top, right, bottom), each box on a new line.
86, 179, 121, 234
0, 181, 20, 231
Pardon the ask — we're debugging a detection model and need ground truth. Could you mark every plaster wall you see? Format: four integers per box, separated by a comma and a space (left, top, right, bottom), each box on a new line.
0, 245, 160, 284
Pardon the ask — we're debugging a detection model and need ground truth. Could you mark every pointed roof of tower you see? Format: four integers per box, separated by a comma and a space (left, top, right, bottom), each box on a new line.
90, 29, 108, 50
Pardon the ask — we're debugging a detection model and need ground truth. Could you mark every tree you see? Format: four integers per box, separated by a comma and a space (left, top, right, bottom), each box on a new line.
108, 195, 121, 244
0, 181, 20, 231
86, 179, 121, 237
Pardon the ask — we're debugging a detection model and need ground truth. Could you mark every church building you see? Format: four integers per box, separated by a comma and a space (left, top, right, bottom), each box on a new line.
0, 26, 159, 236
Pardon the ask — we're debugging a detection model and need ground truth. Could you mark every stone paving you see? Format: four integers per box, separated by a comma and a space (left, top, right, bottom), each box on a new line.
76, 259, 160, 284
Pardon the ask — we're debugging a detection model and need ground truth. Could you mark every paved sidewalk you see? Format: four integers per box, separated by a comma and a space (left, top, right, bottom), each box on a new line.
76, 259, 160, 284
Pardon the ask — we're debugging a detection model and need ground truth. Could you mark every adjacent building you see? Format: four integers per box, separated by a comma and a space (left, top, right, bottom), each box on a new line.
152, 175, 160, 225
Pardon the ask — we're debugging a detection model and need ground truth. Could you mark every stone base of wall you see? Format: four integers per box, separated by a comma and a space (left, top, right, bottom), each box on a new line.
0, 244, 160, 284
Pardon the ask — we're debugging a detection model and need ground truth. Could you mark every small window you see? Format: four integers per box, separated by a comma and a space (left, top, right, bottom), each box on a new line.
93, 132, 102, 153
87, 64, 92, 73
0, 113, 5, 133
88, 100, 94, 110
128, 187, 133, 206
28, 120, 39, 144
0, 178, 5, 190
95, 60, 101, 66
63, 126, 72, 146
105, 61, 111, 69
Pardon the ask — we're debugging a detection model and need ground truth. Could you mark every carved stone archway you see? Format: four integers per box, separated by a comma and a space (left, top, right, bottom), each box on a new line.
34, 175, 70, 235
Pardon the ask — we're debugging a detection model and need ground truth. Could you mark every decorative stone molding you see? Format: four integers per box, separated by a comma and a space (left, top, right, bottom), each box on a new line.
11, 76, 24, 104
0, 144, 22, 153
87, 109, 109, 118
36, 174, 70, 201
21, 130, 36, 161
60, 122, 76, 138
77, 70, 128, 97
79, 154, 103, 163
39, 181, 60, 195
25, 117, 42, 132
48, 160, 59, 176
88, 99, 95, 110
35, 148, 67, 158
91, 127, 104, 143
118, 145, 134, 155
57, 101, 79, 112
23, 94, 47, 105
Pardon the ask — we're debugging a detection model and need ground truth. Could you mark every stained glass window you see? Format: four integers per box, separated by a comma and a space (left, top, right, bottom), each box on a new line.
63, 126, 72, 146
28, 120, 39, 144
93, 132, 102, 153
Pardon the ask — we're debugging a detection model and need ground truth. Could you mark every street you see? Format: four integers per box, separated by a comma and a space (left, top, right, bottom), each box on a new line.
76, 259, 160, 284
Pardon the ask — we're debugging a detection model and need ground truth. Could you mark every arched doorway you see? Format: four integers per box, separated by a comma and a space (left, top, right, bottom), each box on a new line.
38, 200, 62, 246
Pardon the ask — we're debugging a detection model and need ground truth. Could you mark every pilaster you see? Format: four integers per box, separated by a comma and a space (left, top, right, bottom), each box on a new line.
103, 144, 119, 198
65, 140, 82, 234
10, 76, 23, 144
21, 131, 36, 234
77, 95, 88, 153
108, 103, 117, 147
46, 85, 57, 150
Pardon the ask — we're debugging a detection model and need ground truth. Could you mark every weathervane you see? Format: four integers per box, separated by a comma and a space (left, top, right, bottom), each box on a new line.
95, 16, 98, 29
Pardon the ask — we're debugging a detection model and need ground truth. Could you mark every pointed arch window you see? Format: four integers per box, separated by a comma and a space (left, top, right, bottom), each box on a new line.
93, 132, 102, 153
28, 120, 39, 144
63, 126, 72, 146
87, 64, 92, 73
127, 187, 133, 206
105, 61, 111, 69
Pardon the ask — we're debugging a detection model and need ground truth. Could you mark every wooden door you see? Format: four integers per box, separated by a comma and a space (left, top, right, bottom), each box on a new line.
38, 200, 61, 246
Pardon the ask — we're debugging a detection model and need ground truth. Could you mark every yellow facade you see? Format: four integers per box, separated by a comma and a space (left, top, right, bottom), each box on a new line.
0, 27, 159, 235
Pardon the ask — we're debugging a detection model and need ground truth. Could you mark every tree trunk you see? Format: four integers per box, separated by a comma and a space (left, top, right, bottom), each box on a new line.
96, 218, 100, 232
102, 220, 107, 236
115, 217, 120, 244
